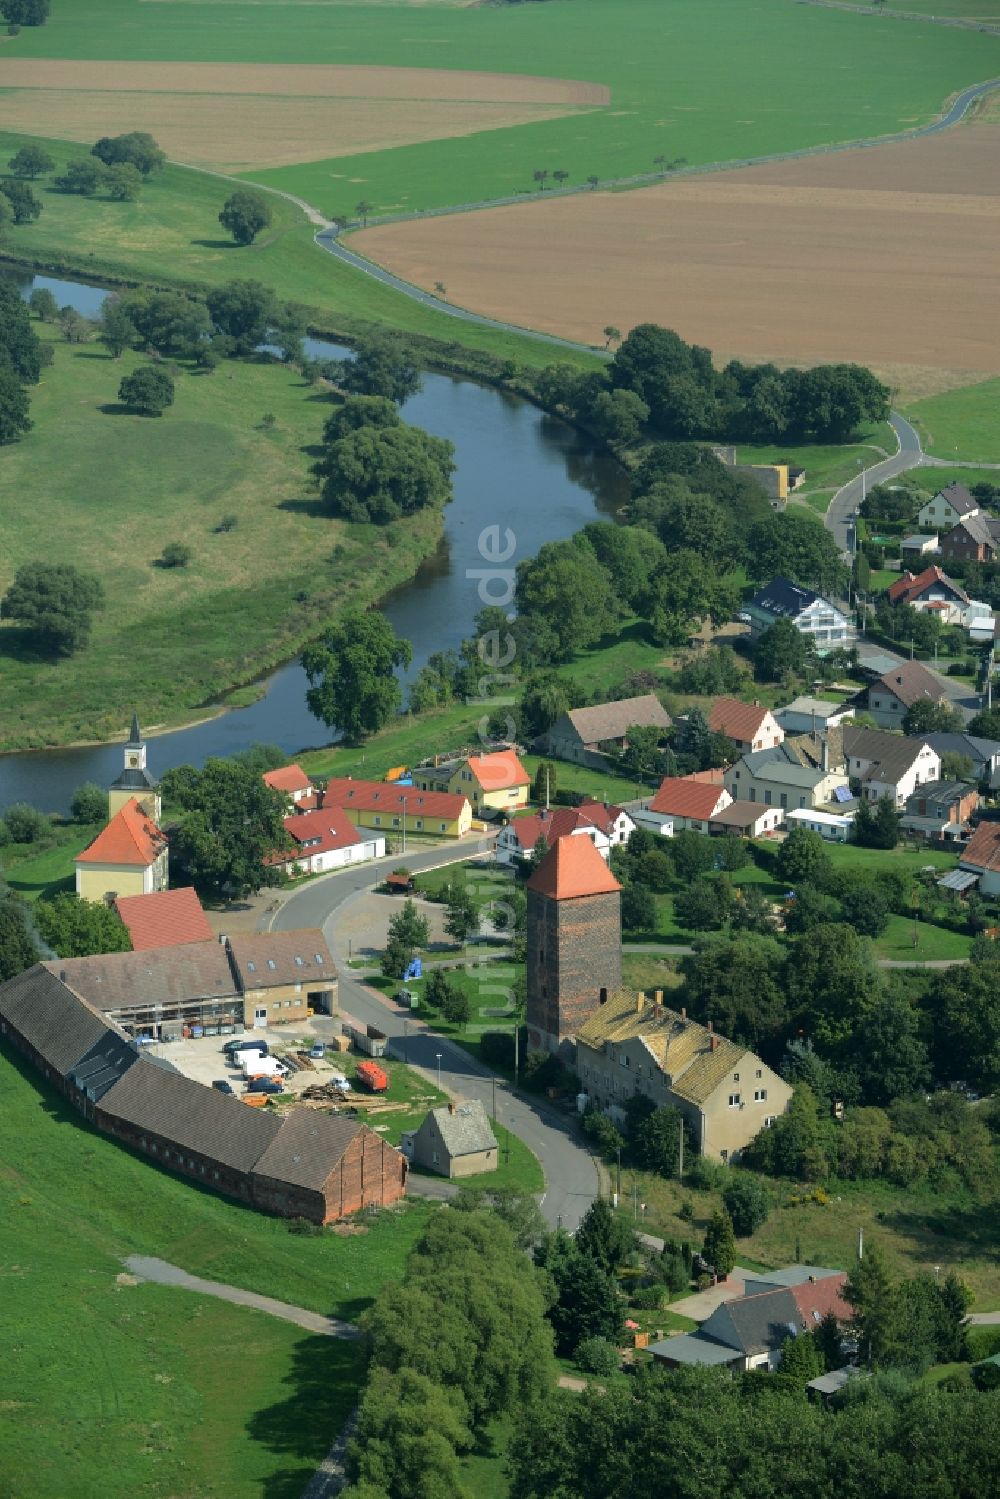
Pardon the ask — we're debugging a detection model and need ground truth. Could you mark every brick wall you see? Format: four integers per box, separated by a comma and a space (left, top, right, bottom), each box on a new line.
94, 1108, 255, 1203
527, 887, 622, 1050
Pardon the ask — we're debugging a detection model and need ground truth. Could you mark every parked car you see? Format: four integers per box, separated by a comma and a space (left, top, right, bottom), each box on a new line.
245, 1079, 284, 1096
308, 1041, 326, 1060
329, 1073, 351, 1094
224, 1038, 269, 1057
211, 1079, 235, 1095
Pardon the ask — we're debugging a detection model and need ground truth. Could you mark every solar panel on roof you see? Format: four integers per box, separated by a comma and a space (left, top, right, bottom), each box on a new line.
833, 786, 854, 804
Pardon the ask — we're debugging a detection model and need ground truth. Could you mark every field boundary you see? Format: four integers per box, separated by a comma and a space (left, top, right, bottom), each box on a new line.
796, 0, 1000, 37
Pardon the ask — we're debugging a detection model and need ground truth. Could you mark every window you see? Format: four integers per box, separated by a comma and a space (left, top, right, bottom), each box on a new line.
392, 817, 400, 828
756, 1069, 762, 1079
374, 816, 382, 826
267, 959, 277, 970
314, 953, 324, 964
294, 956, 304, 967
764, 789, 772, 805
247, 961, 256, 974
754, 1088, 768, 1102
440, 823, 447, 832
728, 1093, 741, 1108
416, 820, 424, 830
619, 1053, 628, 1068
764, 1115, 776, 1128
733, 1073, 740, 1082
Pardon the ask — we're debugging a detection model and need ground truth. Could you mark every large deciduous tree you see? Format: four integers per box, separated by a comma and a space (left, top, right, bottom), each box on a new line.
335, 332, 421, 404
8, 144, 54, 178
746, 511, 848, 593
218, 188, 272, 245
2, 561, 104, 656
0, 279, 43, 383
302, 608, 412, 742
0, 894, 40, 981
92, 131, 165, 175
316, 423, 454, 523
0, 364, 32, 444
34, 893, 131, 958
167, 758, 291, 901
117, 366, 175, 416
516, 539, 617, 661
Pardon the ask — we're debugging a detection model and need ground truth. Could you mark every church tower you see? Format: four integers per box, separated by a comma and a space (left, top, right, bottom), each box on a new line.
108, 712, 161, 822
525, 835, 622, 1057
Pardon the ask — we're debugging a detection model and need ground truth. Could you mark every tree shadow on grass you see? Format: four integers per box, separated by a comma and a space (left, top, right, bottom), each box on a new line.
248, 1332, 364, 1499
98, 402, 136, 416
277, 495, 327, 519
882, 1199, 1000, 1266
0, 624, 61, 665
191, 238, 241, 251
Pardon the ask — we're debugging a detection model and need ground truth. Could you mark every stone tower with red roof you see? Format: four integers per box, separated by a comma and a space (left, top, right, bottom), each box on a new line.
525, 835, 622, 1056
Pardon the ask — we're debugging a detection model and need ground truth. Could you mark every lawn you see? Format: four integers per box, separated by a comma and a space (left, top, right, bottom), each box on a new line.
0, 1044, 435, 1496
736, 424, 897, 492
0, 322, 445, 749
0, 819, 101, 900
872, 913, 972, 963
903, 378, 1000, 465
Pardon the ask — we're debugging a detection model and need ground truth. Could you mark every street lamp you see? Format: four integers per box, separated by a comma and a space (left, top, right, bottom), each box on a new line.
401, 795, 407, 855
436, 1052, 442, 1090
402, 1019, 409, 1065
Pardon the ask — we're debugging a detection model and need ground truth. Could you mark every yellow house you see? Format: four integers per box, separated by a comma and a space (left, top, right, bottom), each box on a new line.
75, 797, 169, 904
320, 777, 472, 838
108, 713, 161, 821
412, 749, 531, 818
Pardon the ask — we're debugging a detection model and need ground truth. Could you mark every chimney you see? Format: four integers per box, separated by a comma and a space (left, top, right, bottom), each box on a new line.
822, 737, 829, 773
753, 698, 760, 708
710, 1035, 718, 1052
707, 1019, 713, 1033
448, 1102, 455, 1115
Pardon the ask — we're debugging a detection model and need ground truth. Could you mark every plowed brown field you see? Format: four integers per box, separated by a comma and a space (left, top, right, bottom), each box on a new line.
352, 124, 1000, 383
0, 60, 604, 171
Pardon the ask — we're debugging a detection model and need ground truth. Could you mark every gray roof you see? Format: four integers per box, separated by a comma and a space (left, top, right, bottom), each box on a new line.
933, 482, 977, 517
99, 1057, 281, 1172
871, 659, 948, 708
563, 694, 671, 746
425, 1099, 498, 1157
739, 749, 826, 787
807, 1366, 863, 1396
748, 576, 843, 621
648, 1333, 740, 1366
126, 712, 143, 747
777, 696, 855, 724
66, 1030, 139, 1102
745, 1264, 843, 1290
923, 732, 1000, 766
904, 780, 972, 814
699, 1288, 802, 1355
227, 930, 336, 991
842, 725, 932, 783
252, 1109, 364, 1191
110, 765, 159, 792
950, 511, 1000, 547
48, 941, 238, 1014
0, 964, 120, 1077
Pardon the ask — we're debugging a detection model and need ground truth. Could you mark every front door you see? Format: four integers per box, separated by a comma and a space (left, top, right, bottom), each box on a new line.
254, 1008, 268, 1029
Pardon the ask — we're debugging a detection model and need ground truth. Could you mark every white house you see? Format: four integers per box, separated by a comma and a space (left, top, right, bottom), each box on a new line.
272, 807, 385, 875
708, 802, 784, 837
644, 777, 732, 833
785, 808, 853, 842
263, 763, 316, 806
865, 660, 951, 729
841, 726, 940, 806
494, 805, 614, 867
744, 577, 852, 650
917, 482, 980, 533
775, 697, 856, 735
708, 698, 784, 754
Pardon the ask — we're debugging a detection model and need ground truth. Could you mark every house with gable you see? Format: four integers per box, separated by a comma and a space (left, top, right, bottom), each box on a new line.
536, 694, 671, 766
886, 566, 969, 623
113, 887, 213, 951
495, 804, 613, 867
725, 742, 849, 813
744, 577, 852, 650
917, 481, 980, 532
401, 1099, 498, 1178
708, 697, 784, 754
841, 725, 940, 805
411, 749, 531, 818
639, 775, 732, 833
263, 763, 316, 807
957, 821, 1000, 896
271, 806, 385, 875
923, 731, 1000, 789
940, 511, 1000, 565
575, 989, 791, 1162
865, 659, 953, 728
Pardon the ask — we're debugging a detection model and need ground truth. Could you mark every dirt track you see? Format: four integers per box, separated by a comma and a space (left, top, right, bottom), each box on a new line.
351, 124, 1000, 384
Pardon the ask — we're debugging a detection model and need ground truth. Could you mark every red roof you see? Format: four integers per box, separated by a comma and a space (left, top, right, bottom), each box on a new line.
578, 797, 627, 834
708, 697, 773, 744
650, 777, 729, 819
887, 566, 967, 608
960, 821, 1000, 874
467, 749, 531, 791
263, 763, 313, 794
283, 807, 364, 856
508, 805, 607, 851
790, 1273, 851, 1325
113, 887, 213, 950
526, 834, 622, 901
321, 777, 469, 821
76, 798, 167, 868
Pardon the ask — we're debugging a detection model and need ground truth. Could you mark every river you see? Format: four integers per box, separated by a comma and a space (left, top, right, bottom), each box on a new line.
0, 270, 628, 813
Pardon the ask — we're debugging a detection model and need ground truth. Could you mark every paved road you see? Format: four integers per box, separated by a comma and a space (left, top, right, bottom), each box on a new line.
827, 412, 923, 553
123, 1256, 360, 1338
274, 869, 599, 1232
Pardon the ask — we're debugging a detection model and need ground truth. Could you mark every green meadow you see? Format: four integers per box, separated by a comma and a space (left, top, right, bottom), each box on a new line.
903, 378, 1000, 464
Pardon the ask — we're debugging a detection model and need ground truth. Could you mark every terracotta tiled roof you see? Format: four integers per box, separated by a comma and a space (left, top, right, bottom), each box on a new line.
649, 777, 728, 819
76, 798, 167, 868
263, 763, 313, 794
466, 750, 531, 790
114, 887, 213, 951
526, 833, 621, 901
282, 807, 363, 857
887, 566, 968, 608
873, 659, 947, 708
227, 930, 336, 990
578, 797, 629, 834
708, 697, 772, 743
790, 1274, 851, 1325
321, 777, 469, 821
960, 820, 1000, 874
507, 805, 607, 851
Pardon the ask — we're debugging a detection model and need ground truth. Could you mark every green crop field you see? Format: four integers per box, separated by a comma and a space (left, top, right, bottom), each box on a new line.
903, 378, 1000, 464
0, 321, 448, 750
0, 1045, 436, 1497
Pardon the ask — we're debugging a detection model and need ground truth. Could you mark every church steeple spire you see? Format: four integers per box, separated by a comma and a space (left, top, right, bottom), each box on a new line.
127, 711, 142, 748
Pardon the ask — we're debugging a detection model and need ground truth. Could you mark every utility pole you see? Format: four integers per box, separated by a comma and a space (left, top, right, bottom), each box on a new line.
401, 795, 407, 854
616, 1145, 622, 1204
513, 1020, 518, 1088
492, 1073, 497, 1121
544, 763, 550, 811
678, 1117, 684, 1180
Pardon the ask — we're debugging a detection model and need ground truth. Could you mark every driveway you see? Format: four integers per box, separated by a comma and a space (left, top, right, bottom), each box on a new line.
668, 1269, 754, 1322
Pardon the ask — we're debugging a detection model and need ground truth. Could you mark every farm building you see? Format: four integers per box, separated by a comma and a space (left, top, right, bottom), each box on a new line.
535, 693, 671, 766
0, 964, 405, 1222
113, 886, 214, 951
401, 1099, 498, 1178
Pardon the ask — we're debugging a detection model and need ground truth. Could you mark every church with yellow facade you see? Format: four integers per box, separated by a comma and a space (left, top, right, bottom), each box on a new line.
75, 715, 169, 904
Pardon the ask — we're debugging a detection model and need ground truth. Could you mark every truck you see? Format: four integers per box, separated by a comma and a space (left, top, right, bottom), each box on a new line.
240, 1053, 288, 1080
346, 1022, 387, 1058
355, 1060, 389, 1093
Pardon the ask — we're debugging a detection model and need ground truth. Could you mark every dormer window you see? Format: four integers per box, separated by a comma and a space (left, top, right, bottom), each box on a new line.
267, 959, 277, 970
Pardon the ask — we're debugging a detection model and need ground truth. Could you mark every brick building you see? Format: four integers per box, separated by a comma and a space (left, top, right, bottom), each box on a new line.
525, 835, 622, 1055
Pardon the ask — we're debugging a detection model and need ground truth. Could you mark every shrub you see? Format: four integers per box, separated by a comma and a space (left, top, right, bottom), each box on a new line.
159, 541, 192, 569
630, 1282, 668, 1311
69, 782, 107, 824
574, 1336, 620, 1376
722, 1174, 771, 1237
685, 1156, 728, 1192
581, 1106, 625, 1159
0, 802, 49, 844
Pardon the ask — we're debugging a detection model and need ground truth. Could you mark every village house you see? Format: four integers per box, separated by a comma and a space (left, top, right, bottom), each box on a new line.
401, 1099, 498, 1178
940, 512, 1000, 564
864, 659, 951, 728
708, 697, 784, 754
774, 696, 856, 736
886, 566, 969, 622
271, 806, 385, 876
319, 777, 472, 839
641, 776, 732, 833
900, 780, 978, 842
113, 886, 213, 951
75, 796, 169, 904
744, 577, 852, 650
535, 694, 671, 766
842, 725, 940, 805
262, 763, 316, 806
956, 821, 1000, 896
0, 964, 404, 1223
923, 731, 1000, 789
917, 481, 980, 532
576, 989, 792, 1163
707, 801, 784, 837
226, 931, 338, 1025
495, 805, 613, 867
411, 748, 531, 818
725, 745, 849, 812
649, 1268, 850, 1372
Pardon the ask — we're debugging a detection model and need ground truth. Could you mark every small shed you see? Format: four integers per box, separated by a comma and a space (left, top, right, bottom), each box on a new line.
806, 1365, 864, 1402
401, 1099, 499, 1178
